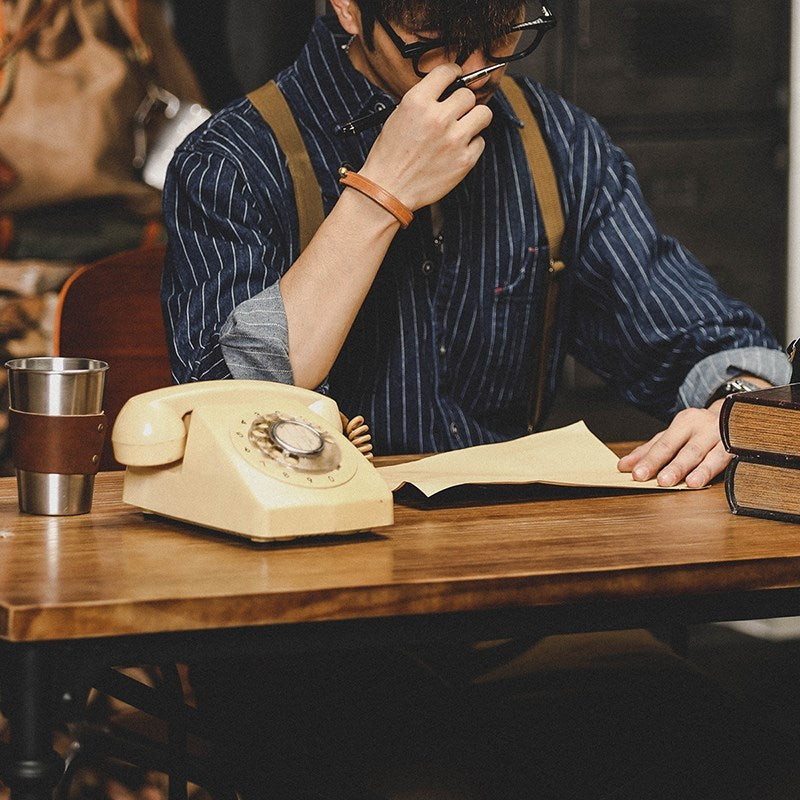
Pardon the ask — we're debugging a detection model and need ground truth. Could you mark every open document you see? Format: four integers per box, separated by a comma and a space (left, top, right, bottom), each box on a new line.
377, 421, 690, 497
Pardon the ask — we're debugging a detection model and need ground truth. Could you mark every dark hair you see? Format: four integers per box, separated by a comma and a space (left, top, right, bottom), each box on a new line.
355, 0, 528, 54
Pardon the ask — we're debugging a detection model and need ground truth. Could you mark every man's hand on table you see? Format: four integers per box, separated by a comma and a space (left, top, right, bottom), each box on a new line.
616, 401, 730, 489
618, 374, 773, 488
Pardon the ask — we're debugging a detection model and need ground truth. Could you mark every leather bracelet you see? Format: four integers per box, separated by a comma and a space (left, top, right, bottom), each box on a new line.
338, 166, 413, 229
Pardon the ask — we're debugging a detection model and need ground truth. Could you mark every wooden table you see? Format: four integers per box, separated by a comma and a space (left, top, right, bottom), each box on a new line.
2, 463, 800, 799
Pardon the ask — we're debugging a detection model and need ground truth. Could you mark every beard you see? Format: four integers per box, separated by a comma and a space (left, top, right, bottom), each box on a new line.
474, 78, 503, 104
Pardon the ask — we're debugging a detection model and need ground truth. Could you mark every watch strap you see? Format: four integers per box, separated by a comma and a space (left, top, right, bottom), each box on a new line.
706, 377, 763, 407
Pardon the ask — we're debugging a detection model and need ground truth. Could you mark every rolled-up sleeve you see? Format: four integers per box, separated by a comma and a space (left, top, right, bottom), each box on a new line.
678, 347, 792, 408
219, 282, 293, 382
161, 105, 296, 385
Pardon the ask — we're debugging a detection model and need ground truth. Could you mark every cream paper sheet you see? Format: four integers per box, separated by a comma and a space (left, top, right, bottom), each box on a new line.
377, 421, 689, 497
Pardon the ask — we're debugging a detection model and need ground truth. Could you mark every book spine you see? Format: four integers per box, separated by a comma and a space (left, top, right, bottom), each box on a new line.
720, 386, 800, 459
724, 458, 740, 513
719, 395, 735, 451
727, 502, 800, 525
724, 448, 800, 467
725, 457, 800, 524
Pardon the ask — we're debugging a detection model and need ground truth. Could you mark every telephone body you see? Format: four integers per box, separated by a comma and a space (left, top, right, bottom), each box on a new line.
111, 380, 394, 541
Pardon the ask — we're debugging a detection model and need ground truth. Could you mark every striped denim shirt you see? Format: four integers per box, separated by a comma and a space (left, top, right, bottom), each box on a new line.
162, 16, 789, 456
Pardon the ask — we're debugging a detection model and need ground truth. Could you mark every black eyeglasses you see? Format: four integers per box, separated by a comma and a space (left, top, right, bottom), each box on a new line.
375, 5, 556, 79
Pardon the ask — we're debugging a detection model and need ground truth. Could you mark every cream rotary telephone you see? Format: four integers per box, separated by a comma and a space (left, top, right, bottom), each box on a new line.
111, 381, 394, 541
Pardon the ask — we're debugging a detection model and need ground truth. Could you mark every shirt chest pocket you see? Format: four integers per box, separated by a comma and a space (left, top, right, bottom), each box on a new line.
491, 243, 550, 306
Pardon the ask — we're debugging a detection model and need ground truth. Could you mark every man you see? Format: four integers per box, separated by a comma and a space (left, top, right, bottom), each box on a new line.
163, 0, 789, 488
163, 2, 797, 798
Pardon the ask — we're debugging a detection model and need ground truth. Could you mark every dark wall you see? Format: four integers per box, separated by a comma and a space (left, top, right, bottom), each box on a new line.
170, 0, 317, 108
517, 0, 790, 341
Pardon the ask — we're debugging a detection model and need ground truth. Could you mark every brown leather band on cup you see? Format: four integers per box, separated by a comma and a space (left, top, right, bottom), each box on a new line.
9, 410, 106, 475
338, 167, 414, 229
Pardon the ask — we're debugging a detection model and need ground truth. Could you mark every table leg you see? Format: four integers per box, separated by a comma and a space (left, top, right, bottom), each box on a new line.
1, 645, 64, 800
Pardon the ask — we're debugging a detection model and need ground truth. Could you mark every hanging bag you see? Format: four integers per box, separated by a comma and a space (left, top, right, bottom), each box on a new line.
0, 0, 205, 217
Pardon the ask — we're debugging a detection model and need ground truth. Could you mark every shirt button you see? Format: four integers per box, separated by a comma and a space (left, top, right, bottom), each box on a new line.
438, 343, 446, 356
421, 260, 434, 276
450, 422, 458, 436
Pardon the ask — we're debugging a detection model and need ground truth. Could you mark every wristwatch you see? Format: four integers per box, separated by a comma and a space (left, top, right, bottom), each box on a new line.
705, 376, 763, 407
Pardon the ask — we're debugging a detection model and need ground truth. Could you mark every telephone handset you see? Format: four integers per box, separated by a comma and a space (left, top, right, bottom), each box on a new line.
111, 380, 393, 541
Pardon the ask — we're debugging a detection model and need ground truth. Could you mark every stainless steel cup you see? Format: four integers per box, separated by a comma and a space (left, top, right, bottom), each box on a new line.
6, 357, 108, 515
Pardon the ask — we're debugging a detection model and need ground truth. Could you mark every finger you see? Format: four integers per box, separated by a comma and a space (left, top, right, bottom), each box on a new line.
463, 133, 487, 164
655, 427, 721, 487
440, 85, 478, 119
684, 441, 733, 489
458, 103, 493, 136
629, 427, 692, 482
410, 64, 463, 100
617, 432, 663, 472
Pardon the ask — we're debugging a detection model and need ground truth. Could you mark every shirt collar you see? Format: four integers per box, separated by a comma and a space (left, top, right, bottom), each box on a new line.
292, 16, 393, 134
291, 15, 519, 135
493, 86, 526, 128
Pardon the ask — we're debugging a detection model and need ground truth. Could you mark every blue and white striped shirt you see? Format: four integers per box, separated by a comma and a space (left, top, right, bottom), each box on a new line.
162, 16, 788, 455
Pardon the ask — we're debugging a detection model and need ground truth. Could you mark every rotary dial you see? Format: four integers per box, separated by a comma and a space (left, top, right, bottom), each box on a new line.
269, 418, 325, 456
247, 413, 341, 473
231, 409, 359, 488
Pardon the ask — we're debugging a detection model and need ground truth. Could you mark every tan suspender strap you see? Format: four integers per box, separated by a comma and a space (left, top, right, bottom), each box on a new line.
247, 75, 563, 431
501, 77, 567, 432
501, 76, 565, 262
247, 80, 325, 252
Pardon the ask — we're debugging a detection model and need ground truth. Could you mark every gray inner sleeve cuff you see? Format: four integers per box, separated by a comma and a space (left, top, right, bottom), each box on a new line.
677, 346, 792, 409
219, 283, 294, 384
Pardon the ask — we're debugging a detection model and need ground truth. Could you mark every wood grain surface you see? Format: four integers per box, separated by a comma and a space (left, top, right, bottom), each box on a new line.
2, 449, 800, 642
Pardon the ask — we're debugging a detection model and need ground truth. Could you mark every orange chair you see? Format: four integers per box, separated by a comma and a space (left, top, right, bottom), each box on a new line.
53, 244, 173, 470
53, 245, 236, 799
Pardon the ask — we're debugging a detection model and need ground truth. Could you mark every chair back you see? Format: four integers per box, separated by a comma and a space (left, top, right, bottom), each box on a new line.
54, 244, 172, 470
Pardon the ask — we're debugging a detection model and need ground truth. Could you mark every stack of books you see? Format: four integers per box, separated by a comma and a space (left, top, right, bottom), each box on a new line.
721, 384, 800, 522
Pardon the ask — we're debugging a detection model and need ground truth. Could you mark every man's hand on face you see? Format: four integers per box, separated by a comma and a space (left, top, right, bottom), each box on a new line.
360, 64, 494, 212
616, 400, 732, 489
